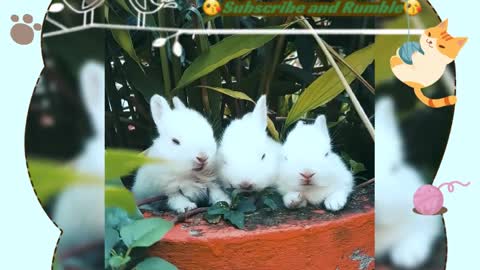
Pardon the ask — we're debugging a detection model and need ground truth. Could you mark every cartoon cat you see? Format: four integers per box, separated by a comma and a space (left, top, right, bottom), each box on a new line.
390, 19, 468, 108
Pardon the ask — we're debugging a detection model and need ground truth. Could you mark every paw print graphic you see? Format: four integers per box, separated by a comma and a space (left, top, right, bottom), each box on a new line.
10, 14, 42, 45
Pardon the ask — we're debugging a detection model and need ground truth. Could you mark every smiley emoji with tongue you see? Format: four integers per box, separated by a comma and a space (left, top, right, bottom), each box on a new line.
203, 0, 222, 16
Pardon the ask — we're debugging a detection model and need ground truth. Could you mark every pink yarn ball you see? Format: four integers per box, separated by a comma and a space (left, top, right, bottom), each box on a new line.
413, 185, 444, 215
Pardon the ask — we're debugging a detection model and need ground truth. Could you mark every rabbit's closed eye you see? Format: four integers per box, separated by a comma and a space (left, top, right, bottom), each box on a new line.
172, 138, 181, 145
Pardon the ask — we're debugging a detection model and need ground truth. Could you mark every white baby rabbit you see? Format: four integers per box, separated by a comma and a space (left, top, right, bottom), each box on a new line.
217, 95, 281, 192
277, 115, 354, 211
375, 97, 442, 269
132, 95, 230, 213
52, 61, 105, 258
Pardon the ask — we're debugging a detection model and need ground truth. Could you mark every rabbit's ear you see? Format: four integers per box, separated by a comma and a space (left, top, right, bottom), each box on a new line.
252, 95, 268, 129
376, 98, 397, 131
150, 94, 171, 126
314, 115, 330, 138
79, 61, 104, 134
172, 96, 187, 110
376, 97, 403, 147
295, 121, 305, 129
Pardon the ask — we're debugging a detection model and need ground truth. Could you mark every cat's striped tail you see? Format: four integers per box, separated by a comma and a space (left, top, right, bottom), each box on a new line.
413, 88, 457, 108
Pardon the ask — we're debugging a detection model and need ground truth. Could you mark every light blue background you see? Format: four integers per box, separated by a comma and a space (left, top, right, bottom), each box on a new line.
0, 1, 59, 269
0, 0, 478, 269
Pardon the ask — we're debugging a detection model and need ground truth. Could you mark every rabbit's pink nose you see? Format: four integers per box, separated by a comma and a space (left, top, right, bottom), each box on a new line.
240, 182, 253, 190
300, 172, 315, 179
196, 156, 208, 163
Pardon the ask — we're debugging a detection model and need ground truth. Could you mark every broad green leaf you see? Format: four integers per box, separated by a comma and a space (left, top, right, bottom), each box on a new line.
109, 255, 130, 268
198, 86, 254, 103
106, 186, 139, 216
224, 211, 245, 229
120, 218, 173, 248
204, 213, 222, 224
105, 227, 120, 262
134, 257, 178, 270
263, 197, 278, 210
111, 29, 142, 65
28, 159, 98, 204
266, 120, 280, 142
107, 7, 142, 66
105, 149, 165, 180
285, 44, 375, 128
174, 29, 284, 90
114, 0, 134, 14
196, 86, 280, 141
124, 57, 163, 101
349, 160, 367, 175
235, 198, 256, 213
106, 207, 134, 229
207, 201, 230, 215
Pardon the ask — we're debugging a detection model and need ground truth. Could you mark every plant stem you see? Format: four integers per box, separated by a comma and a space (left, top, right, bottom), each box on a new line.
265, 18, 291, 96
355, 178, 375, 189
297, 16, 375, 141
158, 10, 172, 102
325, 43, 375, 95
172, 207, 209, 224
136, 195, 168, 207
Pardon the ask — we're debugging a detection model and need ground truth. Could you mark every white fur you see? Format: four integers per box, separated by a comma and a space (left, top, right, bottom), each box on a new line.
217, 95, 281, 192
132, 95, 229, 213
52, 61, 105, 256
277, 115, 353, 211
375, 98, 442, 268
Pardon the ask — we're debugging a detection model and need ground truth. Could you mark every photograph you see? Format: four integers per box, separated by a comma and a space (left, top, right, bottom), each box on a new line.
104, 1, 375, 269
25, 3, 105, 269
2, 1, 478, 270
375, 1, 451, 269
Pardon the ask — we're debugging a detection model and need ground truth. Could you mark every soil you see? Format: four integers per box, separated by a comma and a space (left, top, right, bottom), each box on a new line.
143, 183, 374, 232
242, 184, 374, 230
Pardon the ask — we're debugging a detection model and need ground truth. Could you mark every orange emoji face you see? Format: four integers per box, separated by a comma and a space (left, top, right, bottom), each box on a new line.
404, 0, 422, 16
203, 0, 221, 16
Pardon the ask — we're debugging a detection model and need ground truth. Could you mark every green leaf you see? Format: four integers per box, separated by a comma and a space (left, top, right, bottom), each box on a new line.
207, 201, 230, 215
263, 197, 278, 210
106, 186, 139, 216
107, 7, 142, 66
124, 57, 163, 101
204, 213, 222, 224
197, 86, 254, 103
285, 44, 375, 128
105, 148, 165, 180
120, 218, 174, 248
109, 255, 131, 268
295, 36, 316, 72
112, 29, 142, 65
134, 257, 178, 270
350, 159, 367, 175
224, 211, 245, 229
106, 207, 134, 229
28, 159, 98, 204
174, 30, 283, 90
195, 86, 280, 141
235, 198, 256, 213
105, 228, 120, 262
114, 0, 134, 14
266, 119, 280, 142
